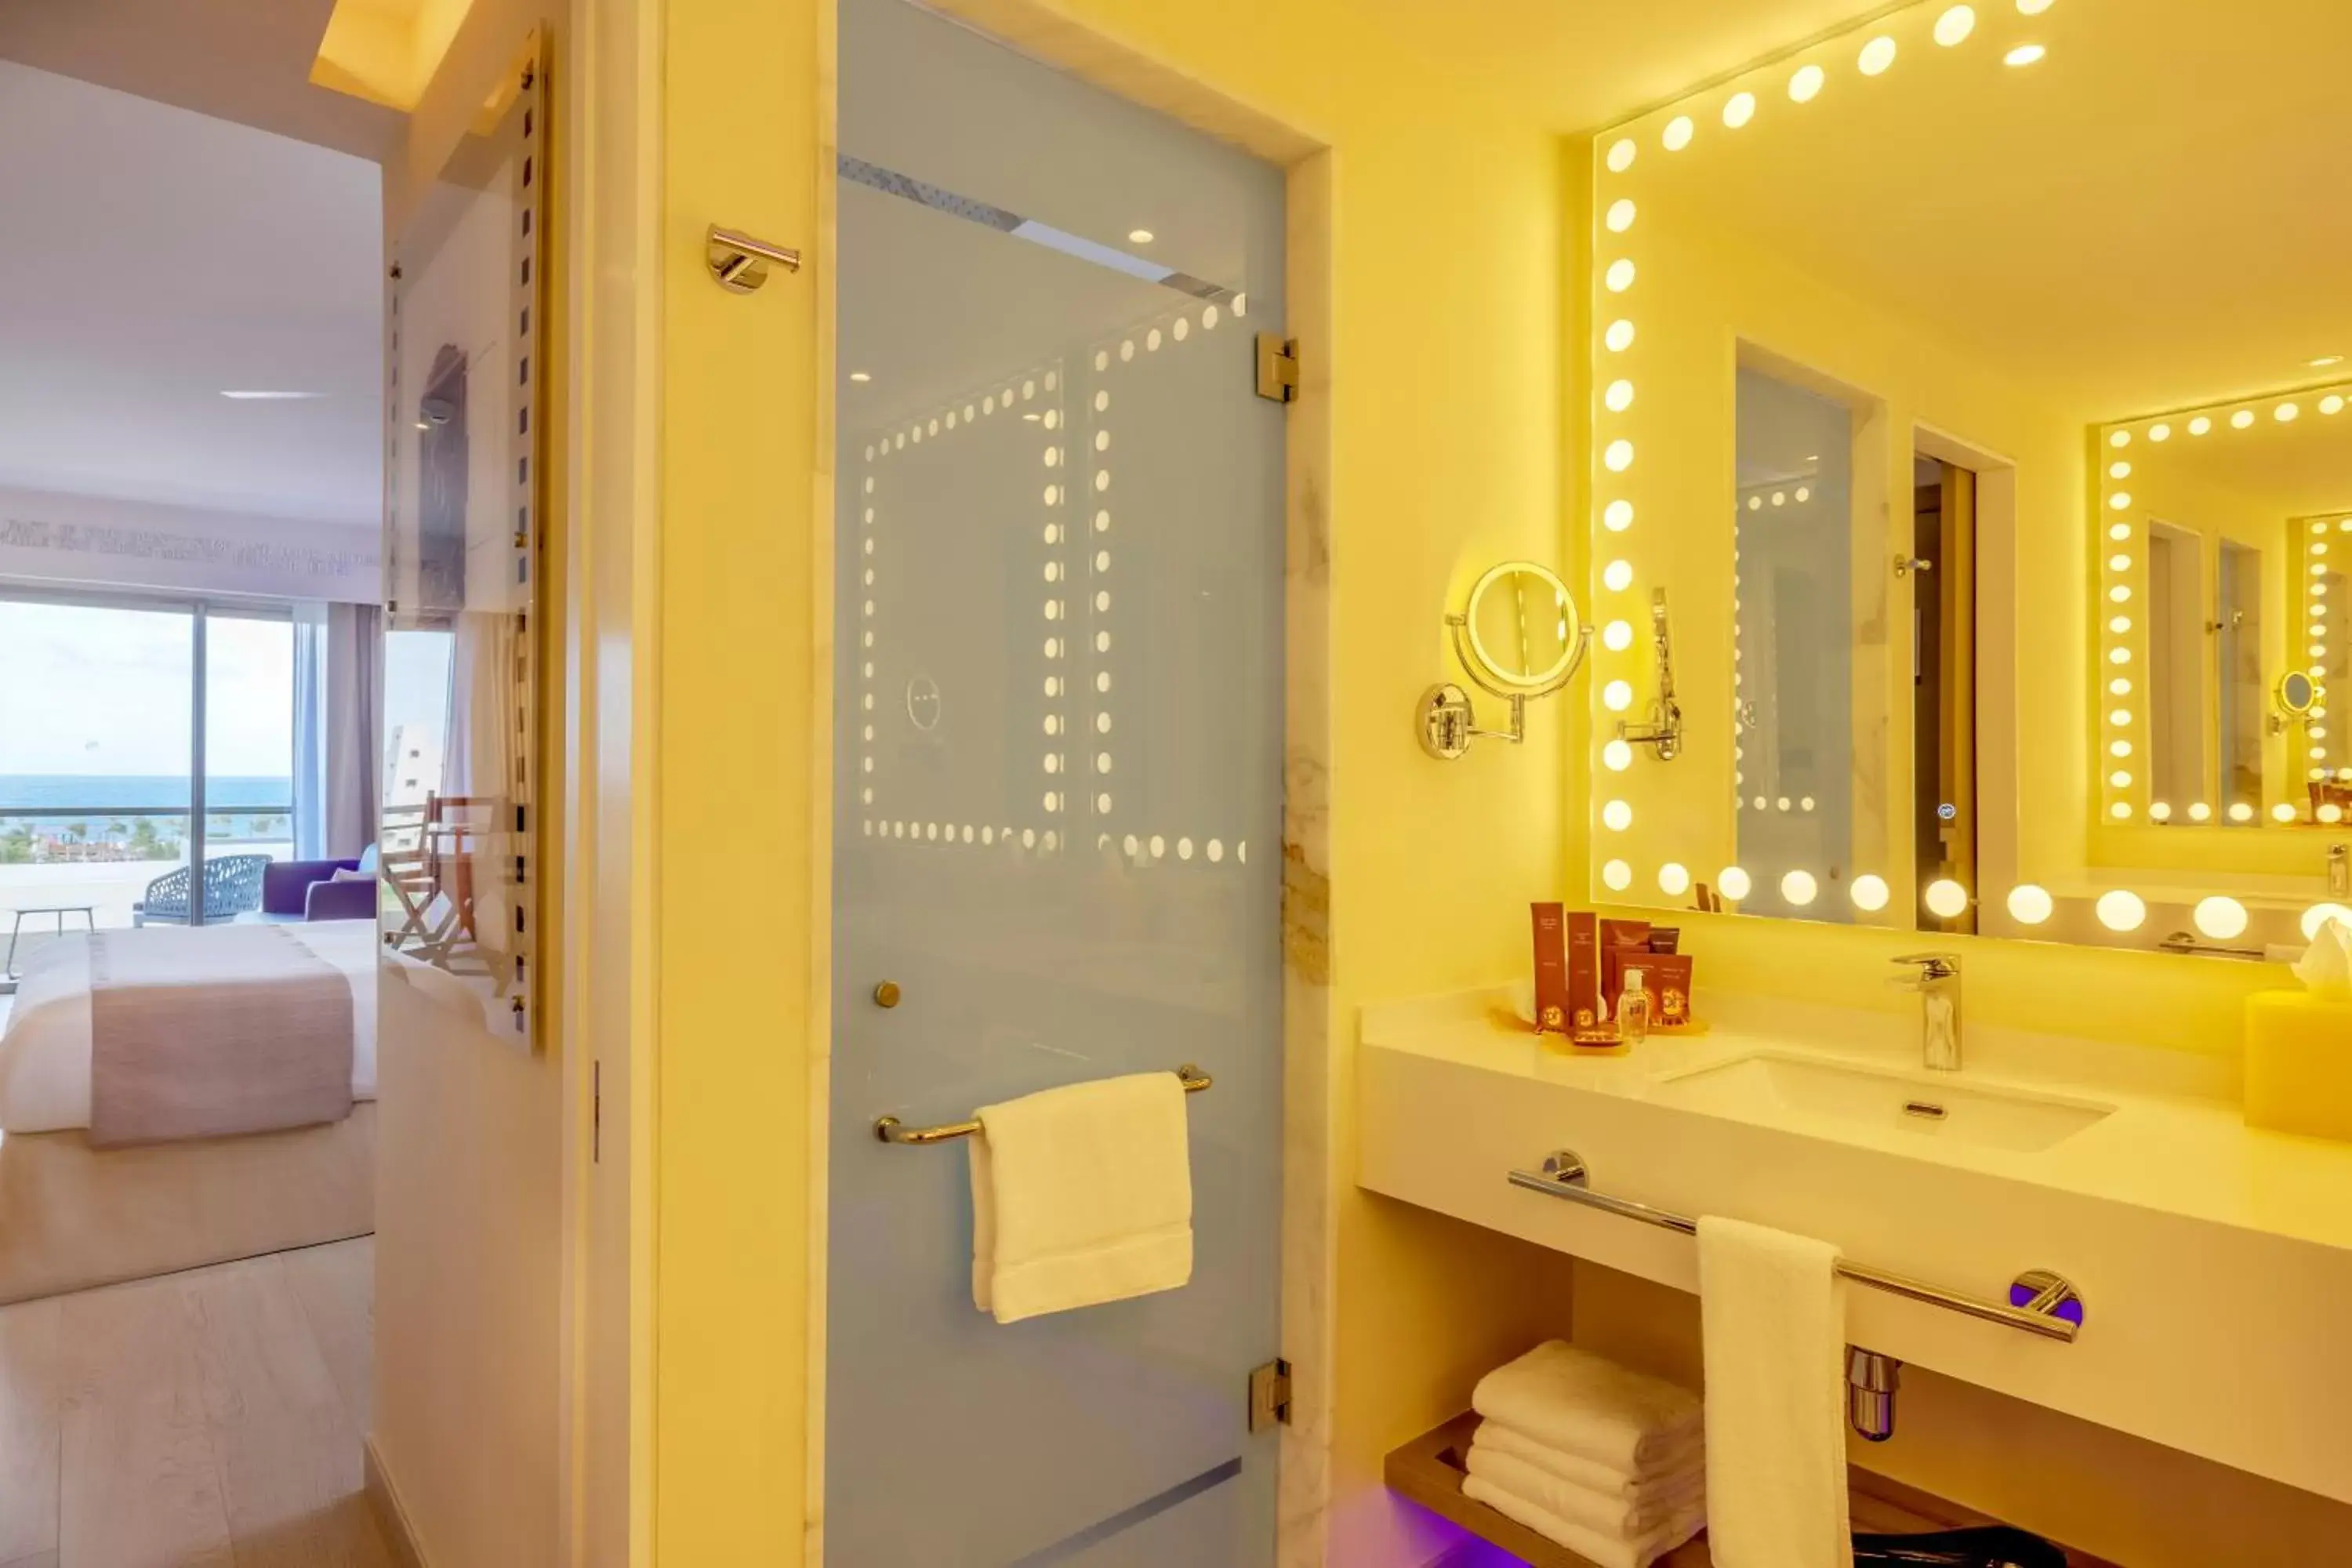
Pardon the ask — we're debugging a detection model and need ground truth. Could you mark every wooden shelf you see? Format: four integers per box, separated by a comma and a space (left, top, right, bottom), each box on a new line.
1385, 1412, 2122, 1567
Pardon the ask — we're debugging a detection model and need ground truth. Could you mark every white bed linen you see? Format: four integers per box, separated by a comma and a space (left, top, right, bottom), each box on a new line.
0, 920, 379, 1134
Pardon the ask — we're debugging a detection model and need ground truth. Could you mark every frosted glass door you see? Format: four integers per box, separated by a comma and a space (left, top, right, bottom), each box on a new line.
827, 1, 1287, 1563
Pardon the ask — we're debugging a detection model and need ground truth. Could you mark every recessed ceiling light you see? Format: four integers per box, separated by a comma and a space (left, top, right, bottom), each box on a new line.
1127, 229, 1155, 244
220, 390, 324, 400
2312, 355, 2345, 368
2003, 42, 2046, 66
849, 371, 872, 383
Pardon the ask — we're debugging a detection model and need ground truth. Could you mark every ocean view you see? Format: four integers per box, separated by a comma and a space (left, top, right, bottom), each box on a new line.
0, 775, 292, 812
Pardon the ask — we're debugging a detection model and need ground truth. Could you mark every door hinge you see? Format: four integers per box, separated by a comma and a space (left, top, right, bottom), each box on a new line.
1254, 333, 1300, 403
1247, 1358, 1292, 1432
592, 1059, 601, 1163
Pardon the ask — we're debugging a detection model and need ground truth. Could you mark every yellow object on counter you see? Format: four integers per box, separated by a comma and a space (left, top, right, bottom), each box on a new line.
2245, 991, 2352, 1142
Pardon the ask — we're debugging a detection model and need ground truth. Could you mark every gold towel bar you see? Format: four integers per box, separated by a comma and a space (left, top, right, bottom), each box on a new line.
873, 1065, 1211, 1145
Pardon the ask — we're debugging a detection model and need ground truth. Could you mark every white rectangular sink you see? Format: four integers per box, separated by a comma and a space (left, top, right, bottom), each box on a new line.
1653, 1051, 2115, 1153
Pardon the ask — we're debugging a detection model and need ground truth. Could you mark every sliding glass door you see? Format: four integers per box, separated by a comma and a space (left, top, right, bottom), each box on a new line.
0, 591, 297, 975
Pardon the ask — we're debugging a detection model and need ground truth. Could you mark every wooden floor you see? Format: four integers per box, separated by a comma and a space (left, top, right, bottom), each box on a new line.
0, 1237, 390, 1568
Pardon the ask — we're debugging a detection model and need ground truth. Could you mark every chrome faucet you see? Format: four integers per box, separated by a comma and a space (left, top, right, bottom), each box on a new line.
1891, 953, 1962, 1072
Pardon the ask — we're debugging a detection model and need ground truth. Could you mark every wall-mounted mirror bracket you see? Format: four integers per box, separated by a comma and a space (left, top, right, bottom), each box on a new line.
1615, 588, 1683, 761
1417, 561, 1588, 760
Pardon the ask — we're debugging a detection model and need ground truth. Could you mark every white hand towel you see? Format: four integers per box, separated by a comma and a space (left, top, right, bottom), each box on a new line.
1475, 1417, 1704, 1499
1462, 1474, 1706, 1568
1465, 1441, 1704, 1538
1471, 1341, 1704, 1473
968, 1070, 1192, 1324
1697, 1215, 1853, 1568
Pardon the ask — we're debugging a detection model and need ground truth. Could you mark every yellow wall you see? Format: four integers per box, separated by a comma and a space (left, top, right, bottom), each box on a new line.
371, 7, 572, 1566
652, 0, 822, 1560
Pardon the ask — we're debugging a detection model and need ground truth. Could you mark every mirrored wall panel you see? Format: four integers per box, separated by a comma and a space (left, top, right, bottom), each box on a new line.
1588, 0, 2352, 951
383, 34, 544, 1038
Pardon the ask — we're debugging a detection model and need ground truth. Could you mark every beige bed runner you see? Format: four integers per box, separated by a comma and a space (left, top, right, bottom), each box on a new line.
89, 924, 355, 1149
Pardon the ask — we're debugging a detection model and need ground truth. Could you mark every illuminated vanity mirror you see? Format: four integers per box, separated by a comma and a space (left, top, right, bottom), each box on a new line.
1587, 0, 2352, 951
1419, 561, 1588, 760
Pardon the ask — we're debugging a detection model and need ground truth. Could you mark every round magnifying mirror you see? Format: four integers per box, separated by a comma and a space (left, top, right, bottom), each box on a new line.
1463, 561, 1582, 692
2280, 670, 2318, 719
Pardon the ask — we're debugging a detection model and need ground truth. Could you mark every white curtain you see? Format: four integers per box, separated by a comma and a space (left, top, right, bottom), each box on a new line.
291, 605, 329, 858
322, 603, 384, 858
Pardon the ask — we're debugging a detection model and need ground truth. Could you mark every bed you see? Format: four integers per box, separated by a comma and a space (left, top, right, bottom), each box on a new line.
0, 919, 379, 1305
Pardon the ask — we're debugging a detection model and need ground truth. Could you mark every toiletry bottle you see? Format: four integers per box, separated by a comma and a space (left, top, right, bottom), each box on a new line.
1618, 965, 1651, 1045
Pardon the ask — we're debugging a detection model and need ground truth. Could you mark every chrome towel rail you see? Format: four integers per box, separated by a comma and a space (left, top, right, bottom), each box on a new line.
1508, 1149, 2085, 1343
873, 1064, 1211, 1145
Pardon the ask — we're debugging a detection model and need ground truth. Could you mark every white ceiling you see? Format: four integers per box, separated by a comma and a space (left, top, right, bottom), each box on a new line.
0, 60, 383, 528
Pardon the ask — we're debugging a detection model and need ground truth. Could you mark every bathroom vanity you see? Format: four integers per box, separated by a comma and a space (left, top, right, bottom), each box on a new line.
1358, 987, 2352, 1508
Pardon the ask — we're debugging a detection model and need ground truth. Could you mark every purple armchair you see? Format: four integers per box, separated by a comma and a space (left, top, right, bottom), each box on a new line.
258, 848, 379, 923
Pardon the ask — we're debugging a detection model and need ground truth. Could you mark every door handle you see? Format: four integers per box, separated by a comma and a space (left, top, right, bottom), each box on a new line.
873, 981, 902, 1009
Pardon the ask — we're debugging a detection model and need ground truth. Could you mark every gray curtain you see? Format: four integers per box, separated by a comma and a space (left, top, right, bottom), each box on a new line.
323, 603, 383, 858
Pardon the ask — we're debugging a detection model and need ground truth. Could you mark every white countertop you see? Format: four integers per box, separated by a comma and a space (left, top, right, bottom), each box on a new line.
1355, 985, 2352, 1504
1363, 985, 2352, 1257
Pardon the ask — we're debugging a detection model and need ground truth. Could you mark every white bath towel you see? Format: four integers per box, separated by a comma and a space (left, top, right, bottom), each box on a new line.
1471, 1340, 1704, 1473
1475, 1416, 1704, 1499
1697, 1215, 1853, 1568
969, 1070, 1192, 1324
1462, 1473, 1706, 1568
1466, 1439, 1702, 1537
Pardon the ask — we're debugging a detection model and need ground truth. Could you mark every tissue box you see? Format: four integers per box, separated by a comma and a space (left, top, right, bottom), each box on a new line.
2245, 991, 2352, 1142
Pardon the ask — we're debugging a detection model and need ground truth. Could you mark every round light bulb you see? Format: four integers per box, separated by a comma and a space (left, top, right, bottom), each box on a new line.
2230, 801, 2256, 822
2322, 804, 2344, 825
2007, 884, 2054, 924
1604, 499, 1634, 531
2188, 802, 2212, 822
2273, 803, 2300, 823
2096, 890, 2147, 932
1602, 739, 1634, 771
1604, 439, 1635, 471
1780, 869, 1819, 906
1601, 800, 1633, 831
1789, 64, 1826, 102
1604, 378, 1635, 411
1850, 874, 1890, 913
1602, 858, 1633, 892
1602, 680, 1634, 712
2188, 416, 2212, 435
2194, 896, 2249, 941
1602, 619, 1634, 652
1602, 560, 1634, 592
2003, 42, 2047, 66
1858, 35, 1897, 74
1663, 115, 1694, 151
1658, 862, 1692, 897
1605, 260, 1636, 293
1933, 5, 1976, 45
2148, 800, 2171, 821
1719, 866, 1754, 901
1722, 92, 1756, 129
1924, 879, 1969, 918
2232, 409, 2256, 429
1606, 138, 1637, 172
2303, 904, 2352, 942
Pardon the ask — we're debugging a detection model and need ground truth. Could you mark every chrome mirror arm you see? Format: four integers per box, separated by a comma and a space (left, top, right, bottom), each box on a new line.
1616, 588, 1683, 760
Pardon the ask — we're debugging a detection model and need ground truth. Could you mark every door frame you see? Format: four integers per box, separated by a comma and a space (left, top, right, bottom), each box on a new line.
804, 2, 1338, 1559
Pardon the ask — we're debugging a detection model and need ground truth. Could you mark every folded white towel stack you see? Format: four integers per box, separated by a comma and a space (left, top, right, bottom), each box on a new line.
1697, 1215, 1853, 1568
968, 1070, 1193, 1325
1463, 1341, 1707, 1568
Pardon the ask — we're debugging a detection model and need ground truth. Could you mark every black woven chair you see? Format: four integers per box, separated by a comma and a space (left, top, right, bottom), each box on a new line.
132, 853, 273, 927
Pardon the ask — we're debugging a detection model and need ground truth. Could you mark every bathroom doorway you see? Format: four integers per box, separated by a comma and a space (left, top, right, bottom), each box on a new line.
826, 0, 1289, 1561
1913, 456, 1979, 934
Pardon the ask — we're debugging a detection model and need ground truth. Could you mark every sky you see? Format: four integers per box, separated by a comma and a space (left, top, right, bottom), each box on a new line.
0, 601, 289, 777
